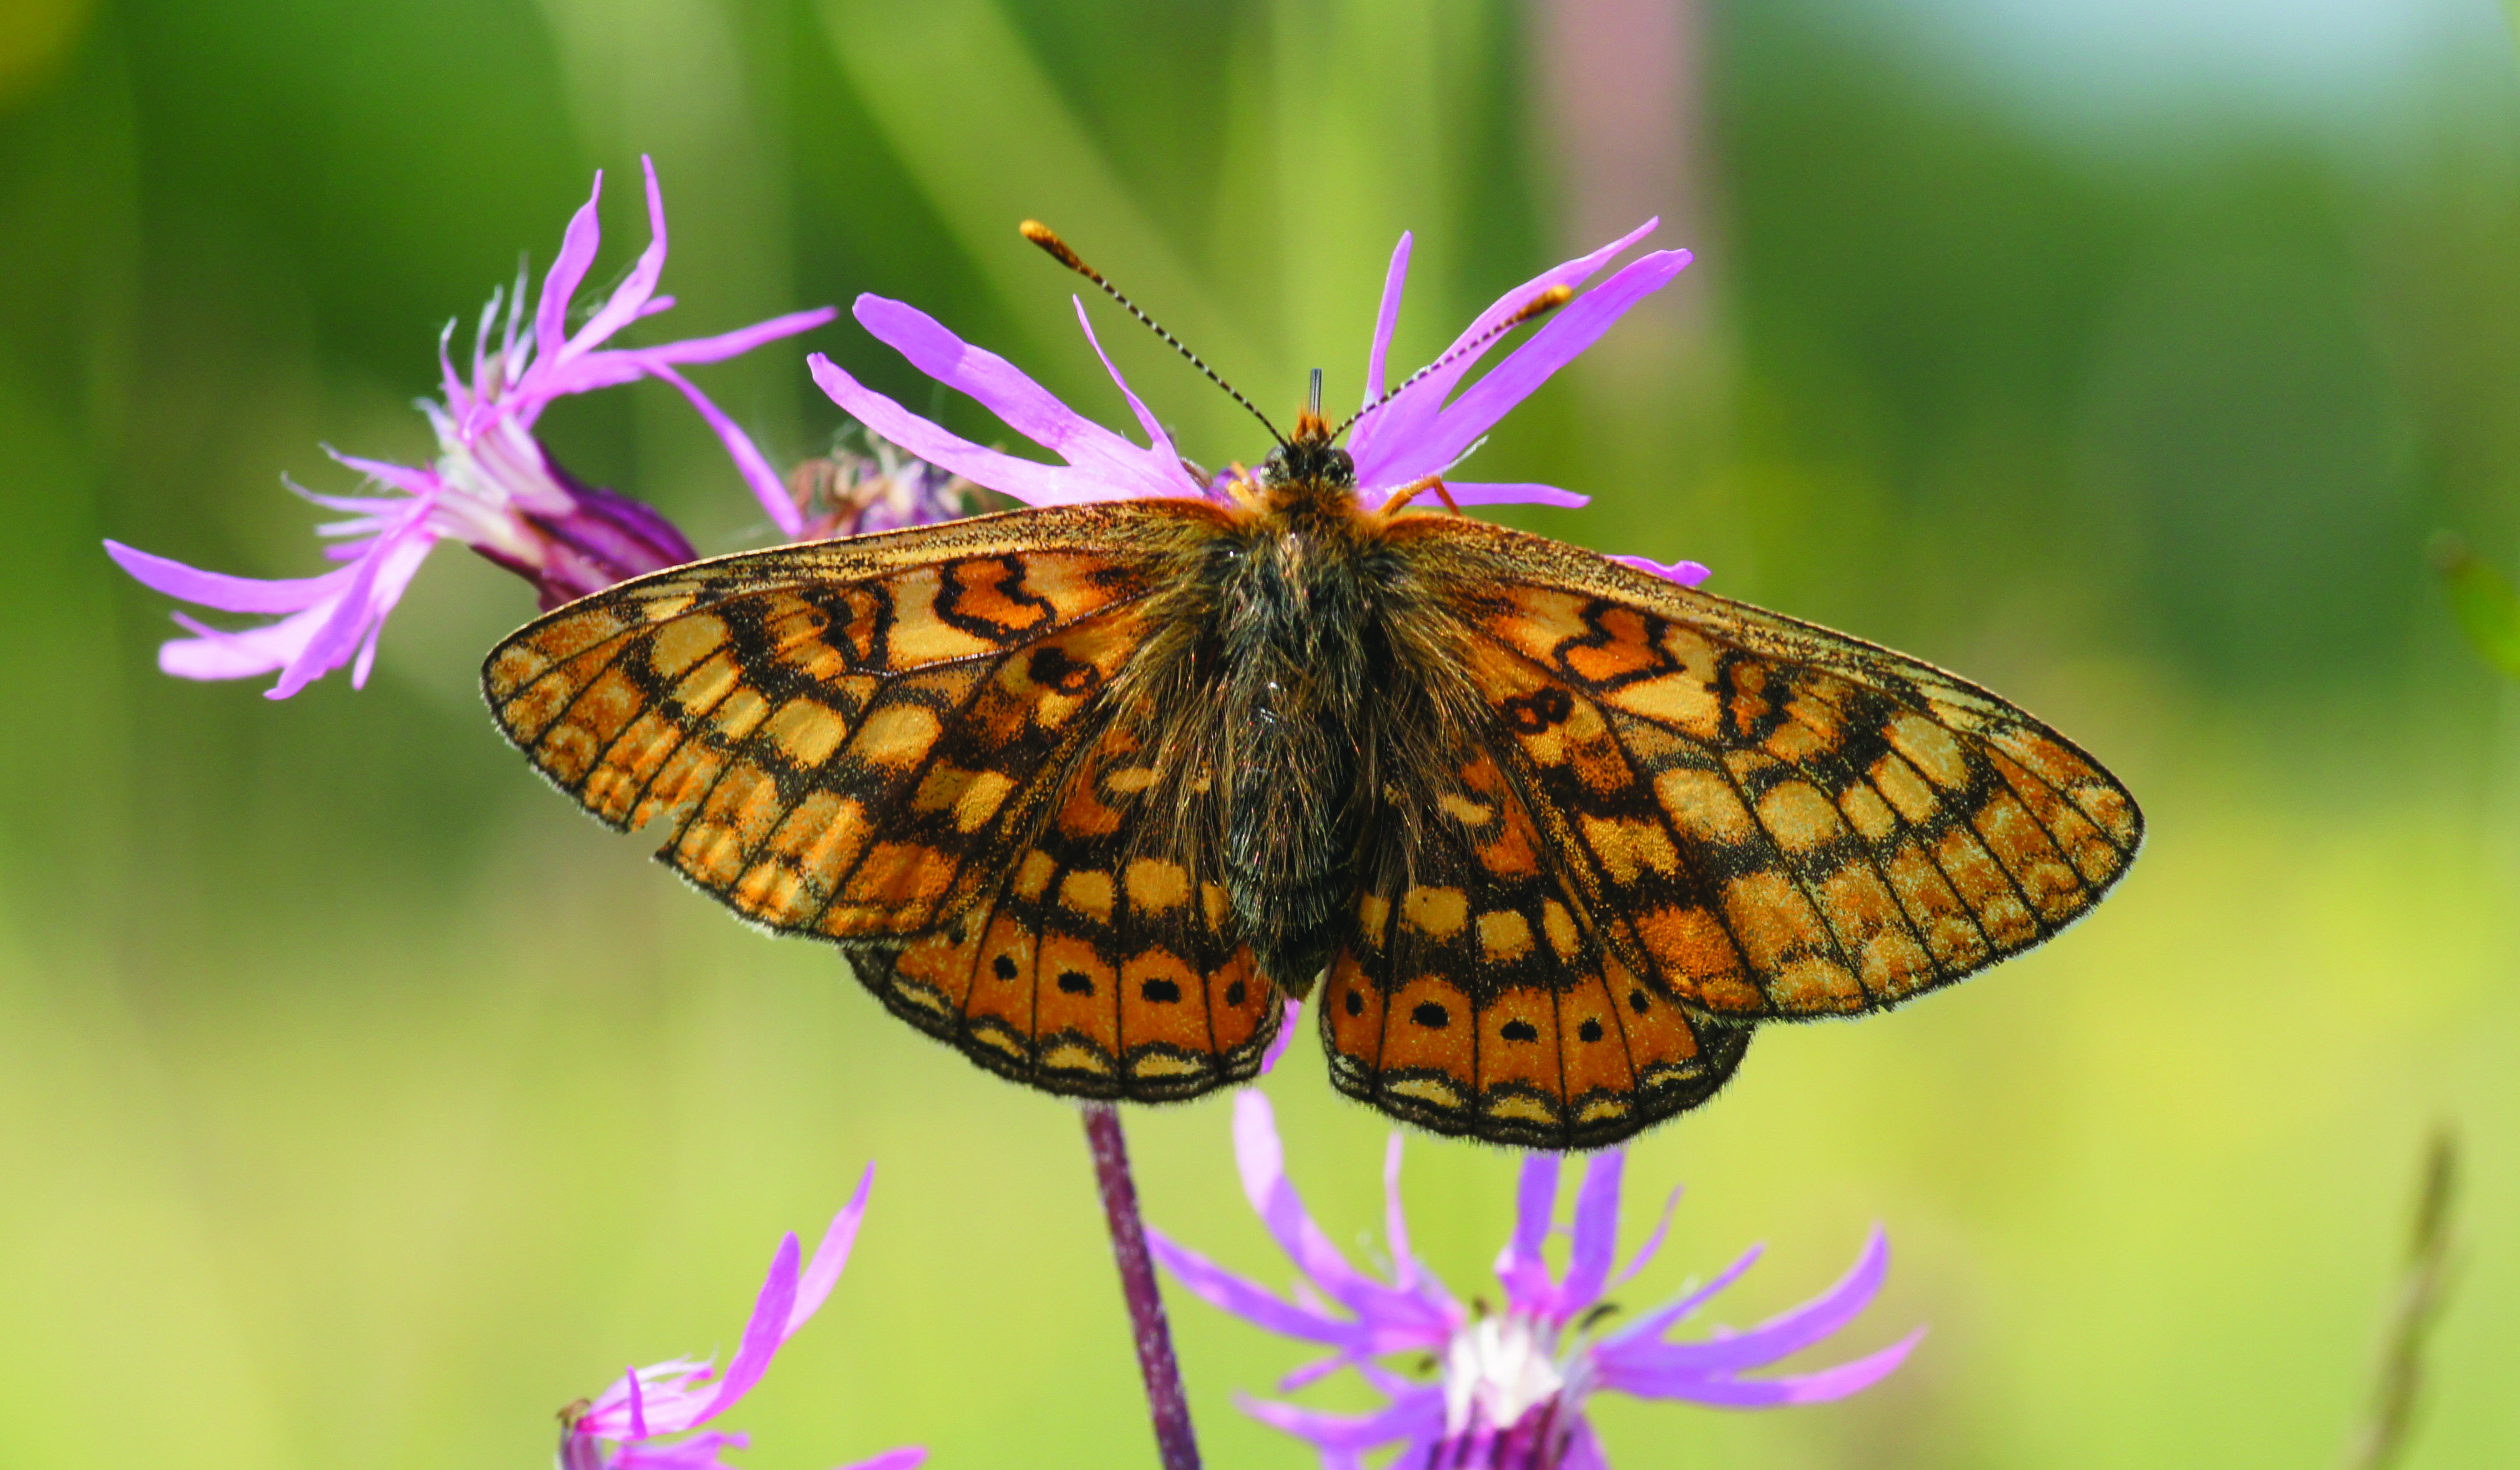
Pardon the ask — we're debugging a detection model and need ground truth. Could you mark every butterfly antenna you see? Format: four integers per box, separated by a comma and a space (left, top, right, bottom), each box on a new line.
1020, 220, 1286, 447
1333, 283, 1574, 440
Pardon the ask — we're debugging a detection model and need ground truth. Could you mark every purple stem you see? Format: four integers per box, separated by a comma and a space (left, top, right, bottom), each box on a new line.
1083, 1101, 1202, 1470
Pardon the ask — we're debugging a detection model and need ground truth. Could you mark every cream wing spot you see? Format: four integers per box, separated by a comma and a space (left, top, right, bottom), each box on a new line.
649, 614, 729, 678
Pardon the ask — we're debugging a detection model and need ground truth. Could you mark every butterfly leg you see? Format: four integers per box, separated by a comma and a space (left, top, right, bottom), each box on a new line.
1376, 473, 1462, 517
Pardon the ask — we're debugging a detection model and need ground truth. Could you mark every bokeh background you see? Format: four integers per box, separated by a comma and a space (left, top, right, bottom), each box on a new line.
4, 0, 2519, 1466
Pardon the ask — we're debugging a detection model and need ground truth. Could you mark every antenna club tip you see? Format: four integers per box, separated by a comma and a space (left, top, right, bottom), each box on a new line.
1504, 284, 1576, 327
1020, 220, 1088, 272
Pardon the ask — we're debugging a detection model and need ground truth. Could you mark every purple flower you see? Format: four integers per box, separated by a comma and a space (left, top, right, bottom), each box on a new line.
105, 157, 837, 699
784, 422, 988, 538
559, 1164, 923, 1470
1149, 1094, 1920, 1470
805, 223, 1698, 517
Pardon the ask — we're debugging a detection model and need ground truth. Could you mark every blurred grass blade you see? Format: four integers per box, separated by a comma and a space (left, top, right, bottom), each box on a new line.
2339, 1128, 2460, 1470
815, 0, 1260, 424
2430, 534, 2520, 679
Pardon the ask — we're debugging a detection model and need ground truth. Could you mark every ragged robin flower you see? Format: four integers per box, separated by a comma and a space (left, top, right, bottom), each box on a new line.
105, 156, 836, 698
558, 1164, 923, 1470
804, 215, 1706, 588
1148, 1094, 1918, 1470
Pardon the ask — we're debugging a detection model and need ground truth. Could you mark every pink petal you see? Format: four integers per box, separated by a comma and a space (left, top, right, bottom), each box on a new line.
1610, 554, 1711, 587
1360, 247, 1691, 493
1237, 1385, 1445, 1453
561, 1426, 605, 1470
1557, 1418, 1611, 1470
1146, 1228, 1363, 1348
616, 1431, 748, 1470
834, 1449, 929, 1470
1610, 1184, 1685, 1290
1233, 1093, 1384, 1312
268, 525, 435, 700
1599, 1229, 1889, 1380
1257, 995, 1300, 1075
294, 489, 415, 517
342, 529, 434, 692
1276, 1350, 1366, 1392
655, 1232, 801, 1434
1071, 296, 1182, 467
1495, 1153, 1560, 1308
1603, 1242, 1764, 1350
559, 156, 670, 364
438, 319, 467, 413
538, 170, 608, 375
1363, 231, 1412, 404
809, 354, 1093, 507
1603, 1327, 1922, 1407
612, 306, 839, 369
1383, 1133, 1417, 1292
349, 616, 383, 689
322, 450, 442, 497
1437, 481, 1591, 508
105, 539, 359, 614
1348, 218, 1658, 476
1411, 249, 1691, 475
788, 1164, 875, 1337
160, 605, 332, 680
644, 362, 804, 538
851, 295, 1198, 500
1558, 1151, 1624, 1313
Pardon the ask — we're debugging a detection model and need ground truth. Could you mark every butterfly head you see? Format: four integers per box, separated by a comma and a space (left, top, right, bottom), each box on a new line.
1262, 367, 1356, 494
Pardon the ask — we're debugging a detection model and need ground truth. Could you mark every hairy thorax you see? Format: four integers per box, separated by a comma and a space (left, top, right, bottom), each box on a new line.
1150, 438, 1482, 997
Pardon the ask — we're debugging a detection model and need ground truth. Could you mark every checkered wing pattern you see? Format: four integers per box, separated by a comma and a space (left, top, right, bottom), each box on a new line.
482, 502, 1277, 1100
1316, 519, 2141, 1147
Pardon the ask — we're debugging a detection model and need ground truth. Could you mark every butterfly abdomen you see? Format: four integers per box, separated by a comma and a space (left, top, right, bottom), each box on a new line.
1205, 498, 1378, 996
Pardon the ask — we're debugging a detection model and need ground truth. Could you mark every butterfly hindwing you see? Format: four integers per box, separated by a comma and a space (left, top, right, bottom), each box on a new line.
849, 719, 1278, 1100
1318, 747, 1752, 1149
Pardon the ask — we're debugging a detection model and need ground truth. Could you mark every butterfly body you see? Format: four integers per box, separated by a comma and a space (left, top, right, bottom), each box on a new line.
1178, 424, 1477, 995
484, 420, 2140, 1149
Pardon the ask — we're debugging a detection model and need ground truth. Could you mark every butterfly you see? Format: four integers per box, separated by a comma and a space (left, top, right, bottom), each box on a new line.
481, 227, 2140, 1149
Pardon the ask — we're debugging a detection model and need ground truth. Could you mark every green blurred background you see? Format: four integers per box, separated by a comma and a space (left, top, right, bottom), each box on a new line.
4, 0, 2518, 1465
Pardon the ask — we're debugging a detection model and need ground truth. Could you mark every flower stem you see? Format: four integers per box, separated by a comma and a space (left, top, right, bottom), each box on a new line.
1083, 1101, 1201, 1470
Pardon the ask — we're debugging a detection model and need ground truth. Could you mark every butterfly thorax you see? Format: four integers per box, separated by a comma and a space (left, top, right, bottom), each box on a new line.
1195, 423, 1419, 995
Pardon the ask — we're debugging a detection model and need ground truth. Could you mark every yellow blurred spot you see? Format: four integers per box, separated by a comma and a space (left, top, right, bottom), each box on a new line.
0, 0, 93, 107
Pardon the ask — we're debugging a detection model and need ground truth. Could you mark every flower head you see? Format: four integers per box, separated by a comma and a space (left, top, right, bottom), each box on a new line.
783, 422, 988, 539
105, 157, 836, 698
1149, 1094, 1919, 1470
558, 1164, 922, 1470
804, 224, 1699, 519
